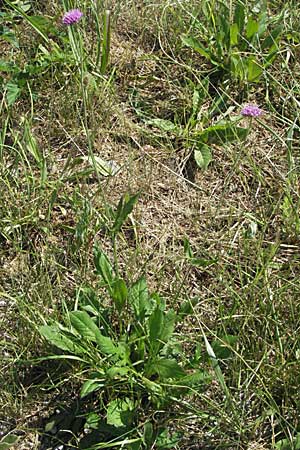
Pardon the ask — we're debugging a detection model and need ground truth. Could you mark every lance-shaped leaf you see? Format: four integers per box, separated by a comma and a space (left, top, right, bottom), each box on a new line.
150, 358, 185, 379
93, 247, 114, 291
112, 192, 140, 235
70, 310, 118, 356
112, 278, 128, 313
128, 276, 150, 321
39, 325, 86, 355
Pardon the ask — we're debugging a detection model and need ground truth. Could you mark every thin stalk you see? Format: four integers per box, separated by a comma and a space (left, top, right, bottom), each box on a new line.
100, 9, 111, 74
92, 0, 103, 68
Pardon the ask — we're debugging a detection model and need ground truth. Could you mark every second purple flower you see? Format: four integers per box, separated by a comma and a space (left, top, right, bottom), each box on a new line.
241, 104, 263, 118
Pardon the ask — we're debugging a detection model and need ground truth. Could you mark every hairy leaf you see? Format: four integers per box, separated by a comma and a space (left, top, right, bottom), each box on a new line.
146, 118, 179, 133
107, 398, 135, 427
6, 81, 21, 106
181, 35, 211, 61
39, 325, 85, 355
113, 192, 140, 234
94, 247, 114, 290
194, 144, 212, 170
128, 276, 149, 321
151, 358, 185, 379
149, 307, 163, 345
70, 311, 102, 343
112, 278, 128, 312
0, 434, 20, 450
160, 310, 176, 344
80, 378, 104, 398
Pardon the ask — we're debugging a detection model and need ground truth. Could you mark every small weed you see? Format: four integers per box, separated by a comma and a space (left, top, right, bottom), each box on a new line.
181, 1, 284, 84
39, 239, 210, 449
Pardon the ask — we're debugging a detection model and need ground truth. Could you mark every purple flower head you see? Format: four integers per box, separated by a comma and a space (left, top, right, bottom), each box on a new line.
241, 104, 263, 118
62, 9, 83, 26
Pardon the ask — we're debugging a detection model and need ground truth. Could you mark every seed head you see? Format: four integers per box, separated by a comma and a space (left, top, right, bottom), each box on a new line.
62, 9, 83, 26
241, 104, 263, 118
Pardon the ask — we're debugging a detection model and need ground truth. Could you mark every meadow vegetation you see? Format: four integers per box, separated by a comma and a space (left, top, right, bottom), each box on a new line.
0, 0, 300, 449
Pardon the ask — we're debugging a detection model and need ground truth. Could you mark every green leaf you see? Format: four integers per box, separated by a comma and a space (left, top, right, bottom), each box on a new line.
106, 398, 135, 427
0, 27, 19, 48
128, 276, 149, 321
3, 1, 50, 43
83, 155, 119, 177
28, 15, 55, 35
39, 325, 85, 355
160, 310, 176, 344
178, 297, 199, 318
156, 428, 182, 449
257, 11, 268, 36
233, 2, 245, 35
85, 412, 101, 430
183, 237, 193, 258
174, 370, 211, 387
128, 441, 142, 450
113, 192, 140, 234
0, 434, 20, 450
78, 288, 102, 318
181, 35, 211, 61
44, 419, 56, 433
142, 377, 163, 395
203, 333, 231, 401
80, 378, 104, 398
112, 278, 128, 312
246, 18, 259, 39
146, 118, 179, 133
98, 335, 119, 356
230, 23, 239, 46
261, 25, 282, 50
230, 53, 246, 80
194, 144, 212, 170
149, 307, 164, 344
247, 57, 263, 82
6, 81, 21, 106
0, 59, 17, 73
219, 11, 231, 51
94, 247, 114, 290
70, 310, 102, 343
24, 120, 43, 166
143, 422, 154, 448
78, 421, 126, 448
106, 365, 130, 379
197, 123, 248, 144
212, 334, 238, 359
264, 44, 279, 66
100, 9, 111, 74
275, 433, 300, 449
192, 89, 201, 116
151, 358, 185, 379
189, 257, 217, 267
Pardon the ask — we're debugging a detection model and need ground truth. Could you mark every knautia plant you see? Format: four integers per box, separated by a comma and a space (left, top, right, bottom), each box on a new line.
145, 89, 249, 170
39, 249, 209, 449
38, 194, 210, 449
181, 1, 284, 83
60, 2, 111, 74
240, 104, 263, 140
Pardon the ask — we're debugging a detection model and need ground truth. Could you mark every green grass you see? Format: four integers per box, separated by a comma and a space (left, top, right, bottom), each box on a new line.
1, 0, 300, 449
